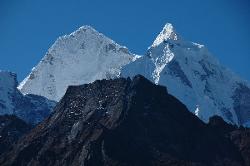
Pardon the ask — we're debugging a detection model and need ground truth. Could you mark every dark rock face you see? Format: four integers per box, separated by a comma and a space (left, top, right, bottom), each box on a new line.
232, 83, 250, 126
0, 115, 32, 155
231, 129, 250, 165
0, 75, 250, 166
208, 116, 250, 166
198, 60, 216, 79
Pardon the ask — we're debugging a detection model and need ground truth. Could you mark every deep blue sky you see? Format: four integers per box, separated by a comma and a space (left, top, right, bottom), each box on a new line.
0, 0, 250, 81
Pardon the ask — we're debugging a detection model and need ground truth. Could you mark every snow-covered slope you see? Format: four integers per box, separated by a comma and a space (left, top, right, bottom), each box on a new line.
0, 71, 55, 124
122, 23, 250, 127
0, 71, 18, 115
18, 26, 137, 101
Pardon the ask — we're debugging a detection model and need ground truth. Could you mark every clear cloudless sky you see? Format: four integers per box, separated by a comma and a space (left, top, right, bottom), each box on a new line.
0, 0, 250, 81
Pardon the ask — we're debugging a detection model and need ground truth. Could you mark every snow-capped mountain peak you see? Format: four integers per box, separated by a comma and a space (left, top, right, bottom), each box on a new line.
122, 23, 250, 127
18, 25, 137, 101
71, 25, 106, 38
152, 23, 179, 47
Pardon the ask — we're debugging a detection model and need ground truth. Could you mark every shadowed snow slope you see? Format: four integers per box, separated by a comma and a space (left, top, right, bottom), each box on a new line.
0, 71, 56, 125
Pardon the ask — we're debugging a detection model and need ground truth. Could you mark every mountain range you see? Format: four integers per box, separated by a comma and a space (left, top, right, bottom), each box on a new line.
0, 22, 250, 165
10, 23, 250, 127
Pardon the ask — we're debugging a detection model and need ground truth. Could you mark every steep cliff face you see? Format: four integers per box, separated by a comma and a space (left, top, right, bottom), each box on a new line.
122, 23, 250, 127
1, 75, 249, 166
18, 26, 137, 102
0, 71, 56, 125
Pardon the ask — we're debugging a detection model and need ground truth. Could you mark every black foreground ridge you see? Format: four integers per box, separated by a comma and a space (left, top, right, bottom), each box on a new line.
1, 75, 250, 166
0, 115, 32, 155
